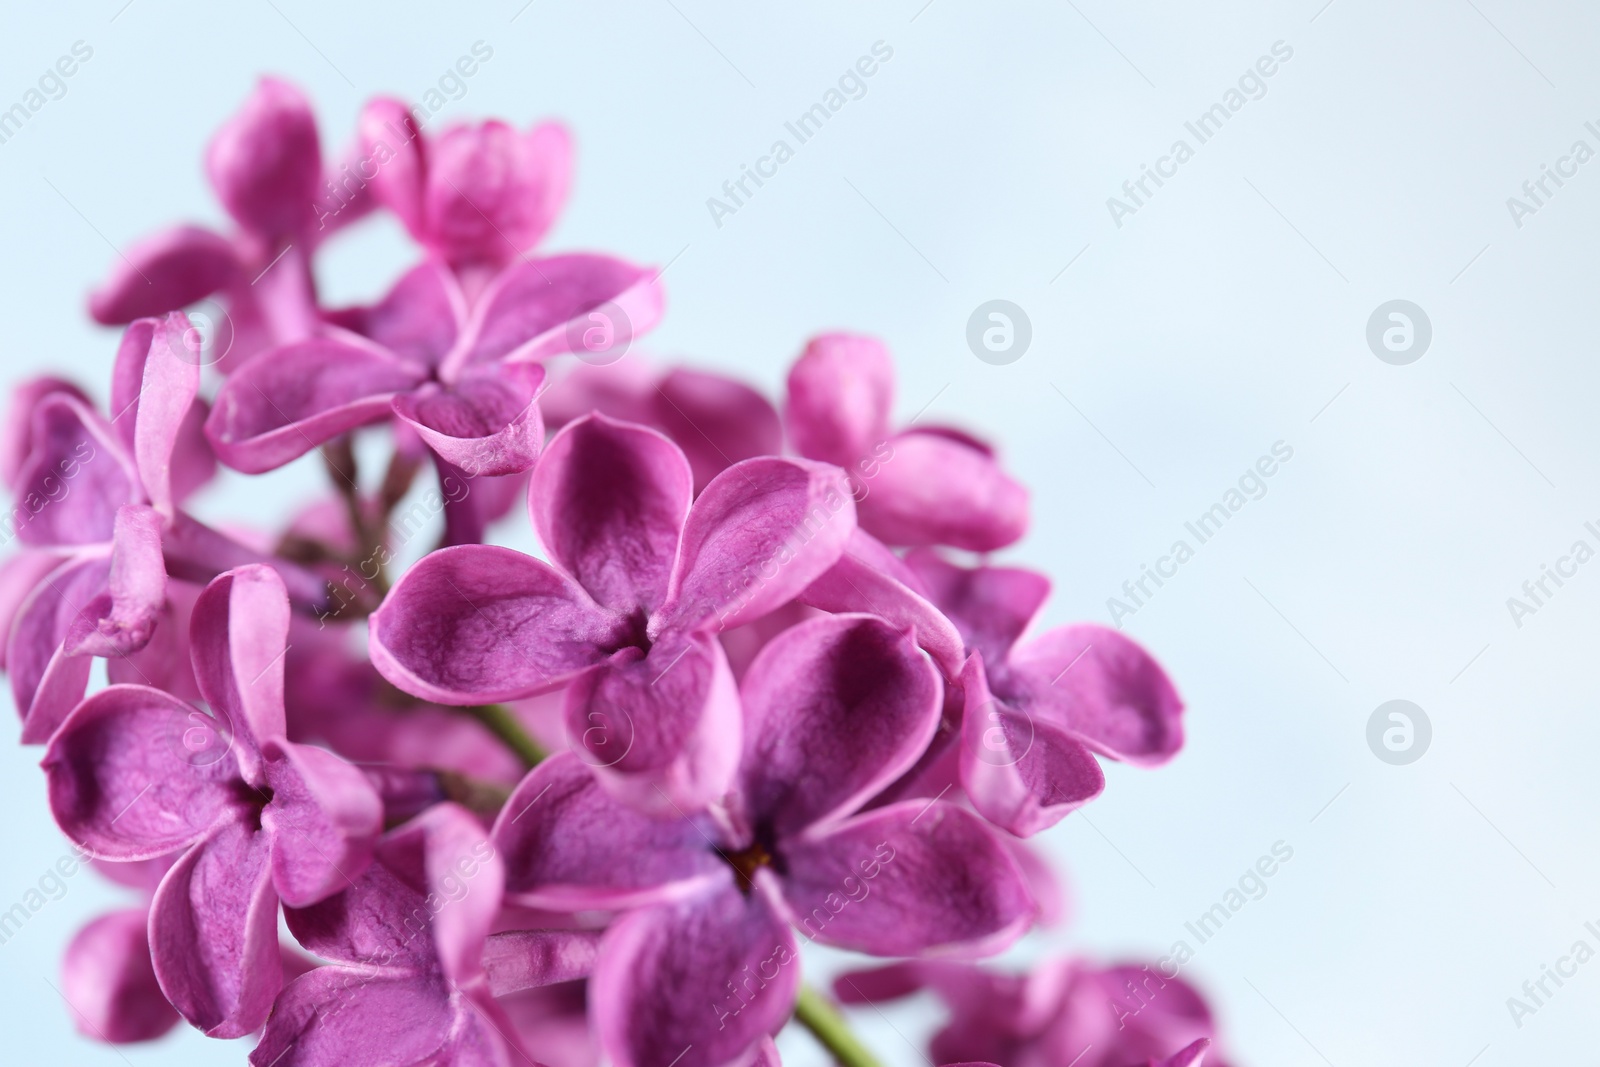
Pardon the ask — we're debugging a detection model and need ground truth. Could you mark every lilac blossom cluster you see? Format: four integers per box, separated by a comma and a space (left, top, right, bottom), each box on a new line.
2, 77, 1231, 1067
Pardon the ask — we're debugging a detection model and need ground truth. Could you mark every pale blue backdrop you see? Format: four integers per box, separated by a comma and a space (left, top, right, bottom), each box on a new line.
2, 1, 1597, 1063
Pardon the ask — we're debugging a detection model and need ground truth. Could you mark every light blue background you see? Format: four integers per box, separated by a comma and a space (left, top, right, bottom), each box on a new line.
2, 1, 1597, 1063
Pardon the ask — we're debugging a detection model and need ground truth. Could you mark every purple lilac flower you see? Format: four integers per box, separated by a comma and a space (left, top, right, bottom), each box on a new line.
43, 565, 382, 1036
370, 413, 856, 812
88, 78, 362, 371
837, 958, 1227, 1067
784, 333, 1029, 551
491, 613, 1038, 1067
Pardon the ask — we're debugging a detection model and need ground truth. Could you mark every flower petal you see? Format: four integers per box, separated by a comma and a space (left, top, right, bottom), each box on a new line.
652, 367, 783, 493
593, 879, 799, 1067
356, 97, 427, 238
449, 253, 664, 369
43, 684, 242, 859
88, 225, 240, 325
281, 855, 434, 971
205, 76, 322, 238
662, 457, 855, 633
248, 968, 462, 1067
205, 333, 426, 473
263, 740, 382, 908
859, 430, 1029, 551
491, 752, 724, 910
1007, 625, 1184, 764
64, 505, 166, 660
483, 929, 601, 996
904, 549, 1051, 666
11, 555, 106, 741
779, 800, 1034, 956
531, 414, 691, 614
2, 376, 89, 489
959, 655, 1103, 837
0, 548, 70, 670
107, 314, 202, 514
369, 545, 618, 705
61, 907, 180, 1044
738, 614, 941, 838
330, 259, 464, 370
149, 815, 282, 1037
783, 333, 894, 469
15, 394, 139, 546
371, 802, 503, 985
190, 566, 291, 762
391, 361, 545, 477
566, 633, 742, 815
800, 529, 965, 680
424, 119, 571, 266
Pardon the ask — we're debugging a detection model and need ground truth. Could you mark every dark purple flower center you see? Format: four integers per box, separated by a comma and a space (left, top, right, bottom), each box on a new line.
721, 823, 785, 894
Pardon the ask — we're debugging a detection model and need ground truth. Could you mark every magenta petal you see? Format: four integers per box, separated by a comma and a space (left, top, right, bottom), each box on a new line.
483, 929, 601, 995
11, 555, 106, 740
800, 529, 966, 680
531, 414, 691, 614
593, 880, 799, 1067
16, 395, 140, 546
61, 908, 180, 1044
115, 315, 203, 514
784, 333, 894, 469
88, 225, 240, 324
281, 855, 435, 971
0, 549, 70, 670
2, 376, 89, 489
391, 362, 545, 477
263, 740, 382, 908
190, 566, 290, 759
372, 803, 503, 985
168, 396, 218, 504
43, 684, 241, 859
205, 333, 426, 473
568, 633, 741, 815
335, 259, 465, 369
357, 97, 427, 239
452, 253, 664, 368
248, 968, 469, 1067
108, 319, 158, 452
652, 368, 783, 493
663, 457, 855, 633
492, 753, 723, 910
64, 505, 166, 659
149, 816, 282, 1037
904, 549, 1051, 666
860, 431, 1029, 551
1008, 625, 1185, 764
739, 615, 941, 838
206, 76, 322, 238
960, 656, 1103, 837
370, 545, 617, 704
1157, 1038, 1212, 1067
779, 800, 1035, 956
424, 119, 571, 266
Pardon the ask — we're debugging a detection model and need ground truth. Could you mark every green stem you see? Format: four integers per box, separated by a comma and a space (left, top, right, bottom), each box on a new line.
794, 985, 883, 1067
464, 704, 547, 770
